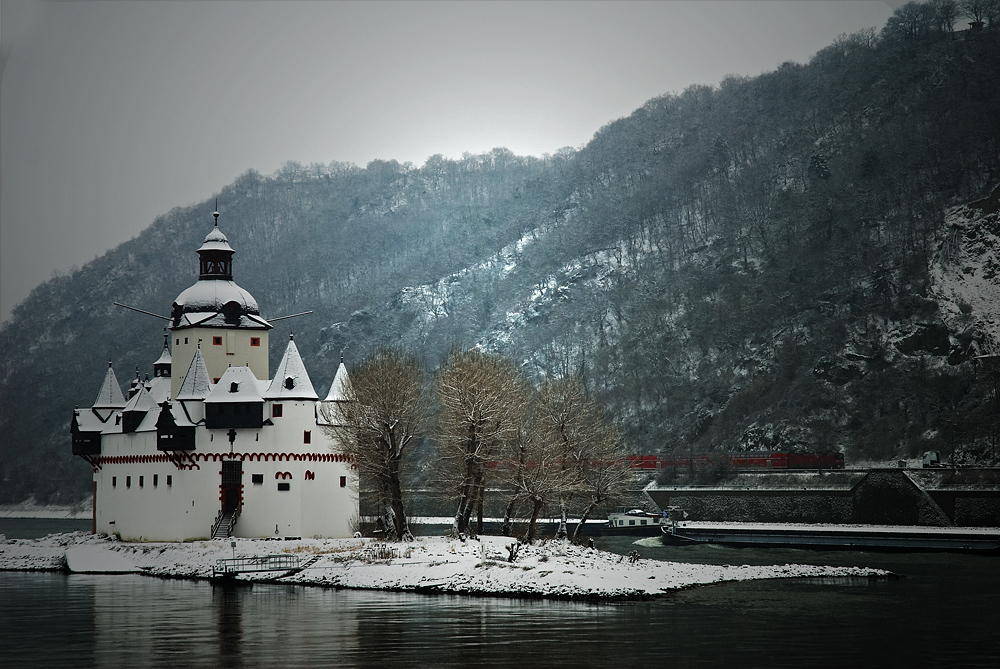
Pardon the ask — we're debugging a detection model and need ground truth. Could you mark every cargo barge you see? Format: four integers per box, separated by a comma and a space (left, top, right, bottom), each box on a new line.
661, 522, 1000, 554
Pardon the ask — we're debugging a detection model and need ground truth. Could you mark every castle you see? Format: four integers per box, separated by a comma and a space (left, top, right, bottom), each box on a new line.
71, 212, 357, 541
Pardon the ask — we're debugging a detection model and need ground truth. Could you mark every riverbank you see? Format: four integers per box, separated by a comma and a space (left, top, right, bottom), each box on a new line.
0, 503, 92, 520
0, 532, 892, 600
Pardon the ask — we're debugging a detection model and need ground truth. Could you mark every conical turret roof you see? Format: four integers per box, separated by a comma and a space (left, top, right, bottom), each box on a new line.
323, 359, 351, 402
176, 348, 213, 400
265, 335, 318, 400
93, 362, 126, 409
123, 383, 158, 414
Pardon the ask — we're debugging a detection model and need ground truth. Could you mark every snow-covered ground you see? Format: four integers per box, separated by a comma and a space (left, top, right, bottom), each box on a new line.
0, 532, 891, 600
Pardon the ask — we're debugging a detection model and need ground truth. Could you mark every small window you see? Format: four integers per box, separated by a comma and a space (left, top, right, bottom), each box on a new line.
166, 475, 172, 486
153, 474, 158, 487
277, 482, 291, 492
112, 476, 117, 487
252, 474, 264, 484
139, 476, 144, 488
272, 404, 283, 418
175, 338, 180, 345
340, 476, 347, 488
126, 476, 132, 488
184, 337, 188, 345
303, 430, 311, 444
213, 336, 223, 346
251, 337, 261, 347
230, 382, 239, 393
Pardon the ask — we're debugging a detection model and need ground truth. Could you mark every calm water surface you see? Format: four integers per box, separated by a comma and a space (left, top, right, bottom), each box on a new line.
2, 523, 998, 668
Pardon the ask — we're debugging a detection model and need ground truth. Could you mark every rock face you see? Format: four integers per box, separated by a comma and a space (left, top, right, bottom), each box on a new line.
647, 469, 1000, 527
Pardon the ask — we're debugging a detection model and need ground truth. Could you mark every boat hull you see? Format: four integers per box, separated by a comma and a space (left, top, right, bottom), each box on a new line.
661, 524, 1000, 554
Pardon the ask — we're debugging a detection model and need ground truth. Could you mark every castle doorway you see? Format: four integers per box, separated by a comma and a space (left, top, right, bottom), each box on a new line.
220, 460, 243, 513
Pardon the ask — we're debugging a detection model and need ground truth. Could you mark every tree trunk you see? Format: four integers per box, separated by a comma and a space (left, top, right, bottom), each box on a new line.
571, 499, 598, 542
387, 459, 413, 542
454, 472, 474, 535
476, 493, 484, 536
382, 501, 397, 541
461, 473, 484, 536
452, 500, 465, 536
501, 497, 518, 536
555, 497, 568, 540
524, 497, 544, 543
454, 443, 478, 534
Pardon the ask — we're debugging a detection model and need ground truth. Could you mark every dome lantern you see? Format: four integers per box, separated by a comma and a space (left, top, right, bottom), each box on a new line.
197, 215, 235, 280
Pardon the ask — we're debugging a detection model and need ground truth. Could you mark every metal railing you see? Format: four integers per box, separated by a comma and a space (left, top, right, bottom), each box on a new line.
210, 508, 240, 539
213, 554, 302, 577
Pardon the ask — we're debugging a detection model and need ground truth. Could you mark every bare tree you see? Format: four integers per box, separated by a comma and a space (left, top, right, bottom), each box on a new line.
960, 0, 1000, 26
930, 0, 960, 32
435, 349, 528, 536
570, 411, 634, 542
535, 377, 590, 539
326, 349, 427, 541
494, 398, 578, 543
534, 376, 634, 541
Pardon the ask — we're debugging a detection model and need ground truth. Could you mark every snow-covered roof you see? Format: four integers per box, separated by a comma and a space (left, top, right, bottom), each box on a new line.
198, 224, 234, 253
176, 348, 213, 400
171, 279, 269, 329
173, 310, 271, 330
323, 360, 351, 402
153, 342, 172, 367
205, 366, 265, 403
265, 336, 318, 400
93, 363, 126, 409
146, 376, 171, 404
73, 408, 108, 433
160, 401, 197, 428
100, 412, 124, 435
134, 403, 162, 432
123, 384, 158, 415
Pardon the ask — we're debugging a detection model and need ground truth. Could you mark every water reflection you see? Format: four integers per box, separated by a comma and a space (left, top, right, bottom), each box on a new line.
3, 542, 999, 668
215, 586, 244, 668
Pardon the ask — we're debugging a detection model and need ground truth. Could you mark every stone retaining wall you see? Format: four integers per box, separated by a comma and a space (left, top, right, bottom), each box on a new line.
646, 470, 1000, 527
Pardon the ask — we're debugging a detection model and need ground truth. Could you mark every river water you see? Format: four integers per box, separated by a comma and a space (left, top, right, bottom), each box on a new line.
2, 520, 998, 668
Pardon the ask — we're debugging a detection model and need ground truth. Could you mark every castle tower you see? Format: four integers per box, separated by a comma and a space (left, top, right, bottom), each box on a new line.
169, 212, 272, 398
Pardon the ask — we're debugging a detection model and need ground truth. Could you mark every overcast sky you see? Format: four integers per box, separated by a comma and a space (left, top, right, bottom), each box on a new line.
1, 1, 901, 323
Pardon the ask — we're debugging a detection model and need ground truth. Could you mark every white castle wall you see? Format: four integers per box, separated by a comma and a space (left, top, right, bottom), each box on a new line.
90, 400, 356, 541
170, 326, 270, 398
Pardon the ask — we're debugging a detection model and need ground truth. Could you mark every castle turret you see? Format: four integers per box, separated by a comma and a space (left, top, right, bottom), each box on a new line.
153, 330, 172, 379
317, 355, 351, 426
92, 361, 126, 421
169, 212, 271, 398
265, 335, 319, 401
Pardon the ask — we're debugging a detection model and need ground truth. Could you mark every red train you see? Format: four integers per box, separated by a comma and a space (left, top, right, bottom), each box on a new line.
627, 451, 845, 471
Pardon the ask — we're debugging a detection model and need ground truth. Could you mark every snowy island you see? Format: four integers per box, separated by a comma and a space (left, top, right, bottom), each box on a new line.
0, 532, 891, 600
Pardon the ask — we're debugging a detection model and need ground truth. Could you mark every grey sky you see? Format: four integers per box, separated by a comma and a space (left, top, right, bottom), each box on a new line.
1, 1, 898, 323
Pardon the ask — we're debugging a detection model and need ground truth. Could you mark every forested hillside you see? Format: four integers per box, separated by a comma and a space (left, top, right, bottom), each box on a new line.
2, 14, 999, 504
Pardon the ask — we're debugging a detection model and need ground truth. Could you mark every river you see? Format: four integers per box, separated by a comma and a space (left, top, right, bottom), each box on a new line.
2, 520, 998, 667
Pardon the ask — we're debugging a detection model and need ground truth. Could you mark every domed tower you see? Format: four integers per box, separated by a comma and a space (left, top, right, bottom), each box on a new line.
169, 212, 272, 398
